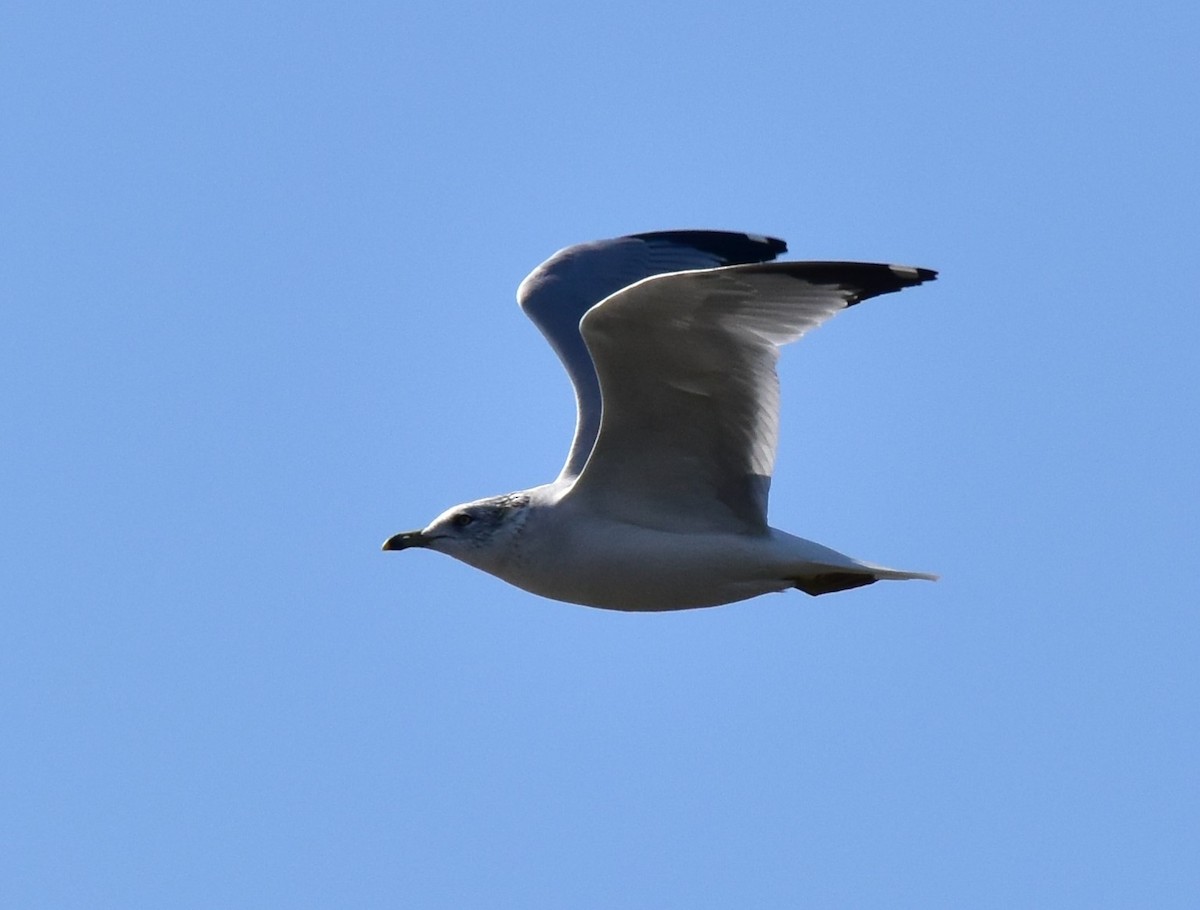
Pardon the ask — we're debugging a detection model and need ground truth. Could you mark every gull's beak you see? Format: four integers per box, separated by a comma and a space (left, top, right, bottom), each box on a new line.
381, 530, 429, 551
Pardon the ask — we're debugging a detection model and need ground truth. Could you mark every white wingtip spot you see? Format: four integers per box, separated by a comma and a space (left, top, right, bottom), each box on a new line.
746, 233, 771, 243
888, 264, 920, 278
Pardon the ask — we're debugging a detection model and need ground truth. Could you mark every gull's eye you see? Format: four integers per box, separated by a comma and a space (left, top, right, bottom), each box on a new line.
451, 512, 474, 528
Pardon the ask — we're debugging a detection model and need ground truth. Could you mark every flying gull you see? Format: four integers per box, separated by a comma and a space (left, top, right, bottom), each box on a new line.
383, 230, 937, 610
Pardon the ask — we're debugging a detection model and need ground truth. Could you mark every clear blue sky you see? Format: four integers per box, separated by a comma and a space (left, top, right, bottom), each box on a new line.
4, 1, 1198, 907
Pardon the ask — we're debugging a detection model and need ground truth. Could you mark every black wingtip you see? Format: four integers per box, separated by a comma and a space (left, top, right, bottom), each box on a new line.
889, 264, 938, 286
728, 261, 938, 305
839, 263, 937, 304
628, 230, 787, 265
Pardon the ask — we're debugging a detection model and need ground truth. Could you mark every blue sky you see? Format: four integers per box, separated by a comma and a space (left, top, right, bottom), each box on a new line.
4, 1, 1198, 907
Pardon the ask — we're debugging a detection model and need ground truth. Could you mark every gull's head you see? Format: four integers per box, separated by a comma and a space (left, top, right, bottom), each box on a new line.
381, 492, 531, 572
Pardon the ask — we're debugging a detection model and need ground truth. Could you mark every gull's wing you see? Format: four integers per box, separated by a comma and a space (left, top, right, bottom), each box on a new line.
517, 231, 787, 480
563, 262, 937, 533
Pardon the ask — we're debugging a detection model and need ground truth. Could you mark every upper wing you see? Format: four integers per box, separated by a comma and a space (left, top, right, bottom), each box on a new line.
517, 231, 787, 481
563, 262, 938, 533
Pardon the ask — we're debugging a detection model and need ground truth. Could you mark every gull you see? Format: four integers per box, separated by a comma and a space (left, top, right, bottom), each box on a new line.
383, 230, 938, 611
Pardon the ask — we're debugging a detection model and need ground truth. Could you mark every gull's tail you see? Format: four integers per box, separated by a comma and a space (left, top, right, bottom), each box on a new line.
790, 565, 939, 597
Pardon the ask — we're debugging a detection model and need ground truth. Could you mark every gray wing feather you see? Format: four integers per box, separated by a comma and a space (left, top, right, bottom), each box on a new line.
565, 262, 936, 533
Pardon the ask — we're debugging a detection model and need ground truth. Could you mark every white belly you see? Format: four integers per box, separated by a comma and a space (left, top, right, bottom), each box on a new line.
490, 511, 848, 611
